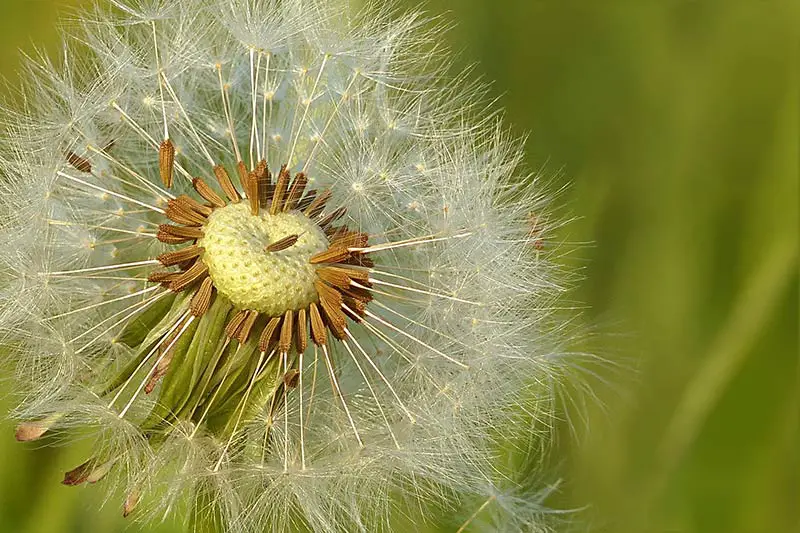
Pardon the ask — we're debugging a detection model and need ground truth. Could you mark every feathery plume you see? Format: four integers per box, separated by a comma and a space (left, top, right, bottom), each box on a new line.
0, 0, 576, 530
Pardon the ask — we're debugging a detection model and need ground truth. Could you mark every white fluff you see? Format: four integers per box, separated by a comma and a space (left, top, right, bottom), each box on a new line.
0, 1, 575, 531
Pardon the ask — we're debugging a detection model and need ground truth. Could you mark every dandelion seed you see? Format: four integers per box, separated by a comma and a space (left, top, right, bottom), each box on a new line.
0, 0, 577, 531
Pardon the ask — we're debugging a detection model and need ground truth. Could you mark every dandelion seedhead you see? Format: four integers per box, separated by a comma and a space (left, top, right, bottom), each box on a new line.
0, 0, 576, 531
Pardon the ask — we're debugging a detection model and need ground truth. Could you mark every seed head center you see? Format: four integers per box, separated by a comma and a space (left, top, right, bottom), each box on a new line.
197, 202, 328, 315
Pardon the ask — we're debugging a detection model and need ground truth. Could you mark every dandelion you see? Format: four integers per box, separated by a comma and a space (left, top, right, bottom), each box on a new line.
0, 0, 574, 531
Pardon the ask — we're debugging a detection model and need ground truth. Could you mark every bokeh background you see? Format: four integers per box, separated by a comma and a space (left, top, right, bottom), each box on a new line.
0, 1, 796, 532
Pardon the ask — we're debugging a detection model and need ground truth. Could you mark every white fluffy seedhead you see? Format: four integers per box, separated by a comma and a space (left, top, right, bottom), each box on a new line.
0, 0, 576, 531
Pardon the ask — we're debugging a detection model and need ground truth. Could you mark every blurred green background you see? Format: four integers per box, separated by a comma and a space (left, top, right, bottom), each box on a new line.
1, 1, 796, 532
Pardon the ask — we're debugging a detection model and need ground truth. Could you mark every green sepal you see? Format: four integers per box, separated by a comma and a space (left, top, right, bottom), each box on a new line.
116, 291, 177, 347
147, 295, 233, 430
200, 334, 263, 435
95, 291, 188, 397
138, 312, 199, 429
206, 334, 260, 404
214, 353, 284, 439
173, 302, 237, 422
